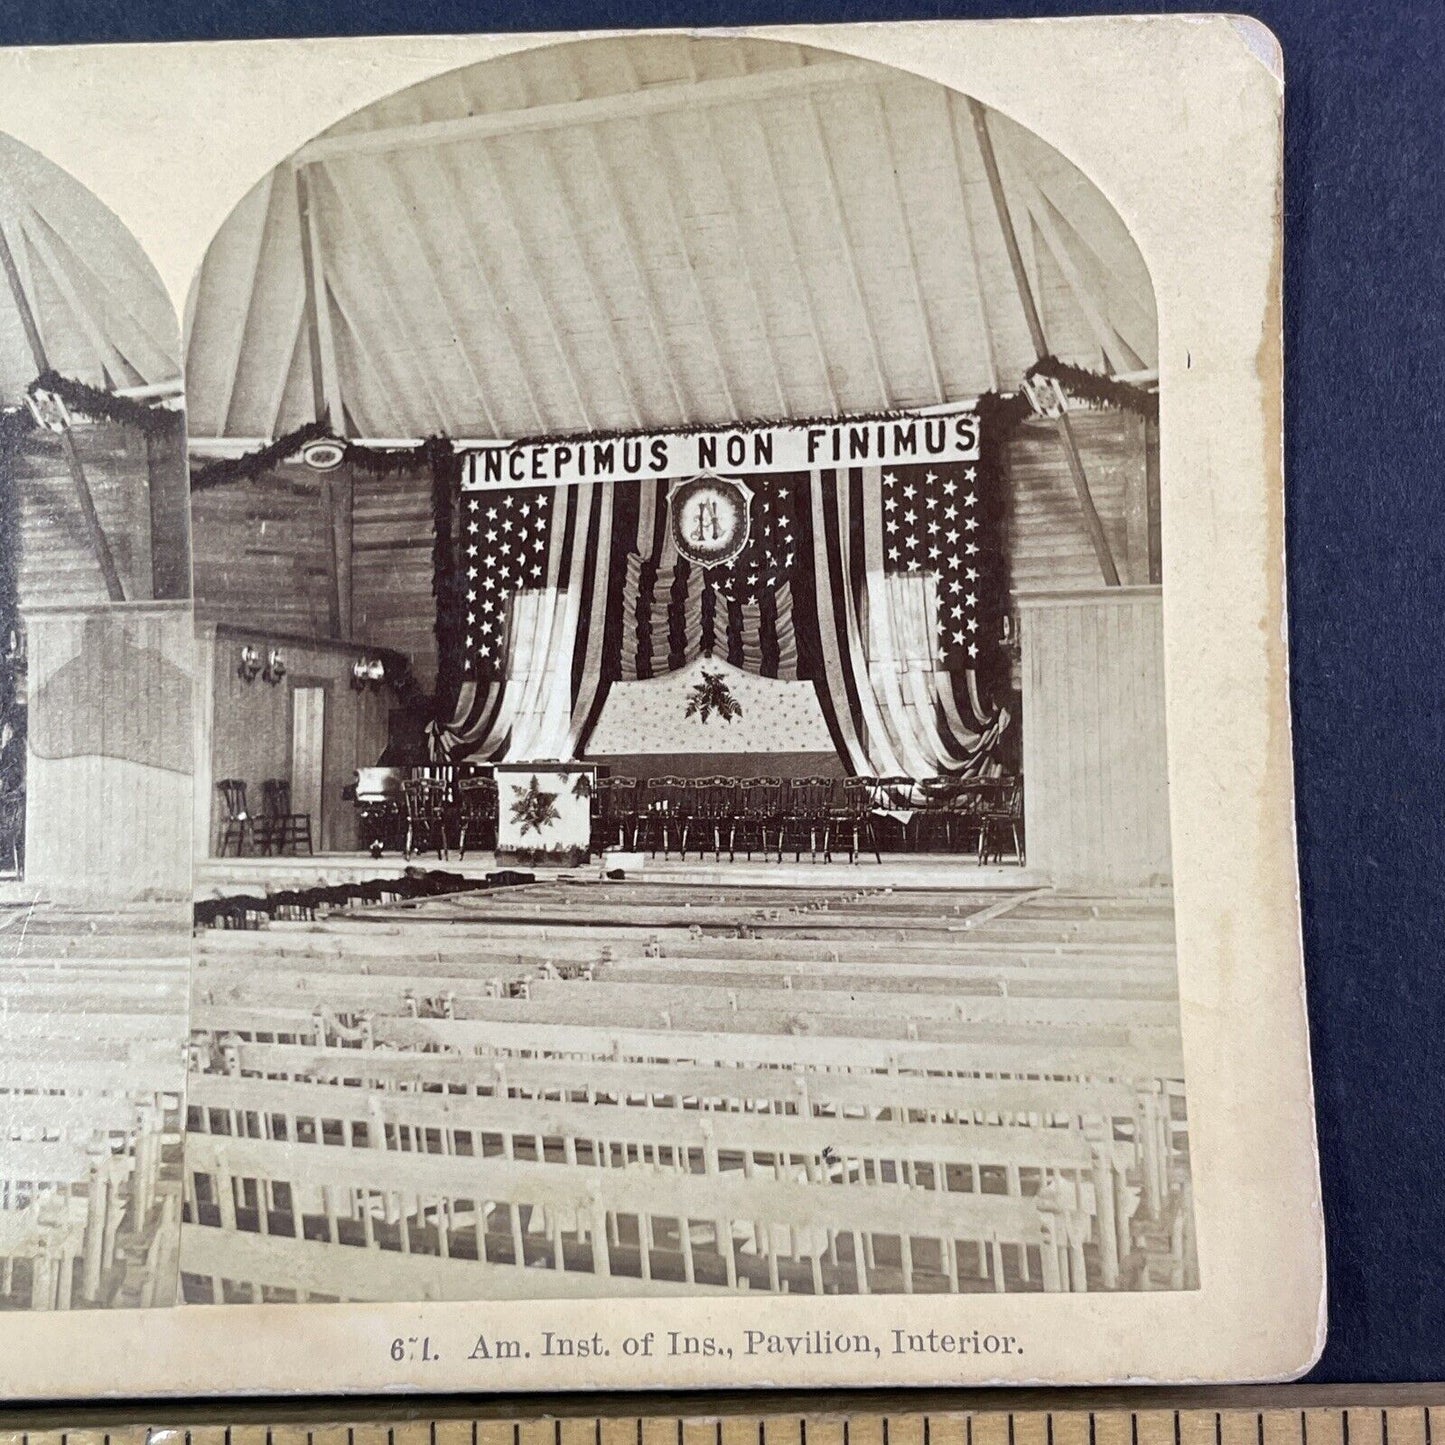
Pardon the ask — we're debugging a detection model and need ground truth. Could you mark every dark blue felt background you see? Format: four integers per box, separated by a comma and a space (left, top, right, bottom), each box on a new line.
1, 0, 1440, 1387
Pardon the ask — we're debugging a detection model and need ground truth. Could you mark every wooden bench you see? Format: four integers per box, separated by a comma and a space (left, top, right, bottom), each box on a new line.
181, 1131, 1093, 1300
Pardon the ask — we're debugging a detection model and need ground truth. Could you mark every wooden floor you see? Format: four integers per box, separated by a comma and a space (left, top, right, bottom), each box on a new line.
182, 878, 1195, 1305
0, 901, 188, 1310
195, 852, 1043, 896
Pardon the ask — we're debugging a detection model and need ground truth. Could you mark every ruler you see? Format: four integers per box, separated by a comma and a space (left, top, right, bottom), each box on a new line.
0, 1386, 1442, 1441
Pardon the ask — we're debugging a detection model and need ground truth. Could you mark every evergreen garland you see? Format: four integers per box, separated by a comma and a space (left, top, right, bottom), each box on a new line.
1025, 355, 1158, 421
189, 420, 333, 491
428, 441, 466, 727
29, 370, 177, 436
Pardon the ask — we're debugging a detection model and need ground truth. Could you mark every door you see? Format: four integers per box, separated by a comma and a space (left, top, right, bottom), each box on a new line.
290, 685, 326, 849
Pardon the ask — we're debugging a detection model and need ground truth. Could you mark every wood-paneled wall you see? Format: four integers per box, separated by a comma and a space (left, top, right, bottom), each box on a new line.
190, 463, 436, 688
1007, 411, 1158, 594
1020, 588, 1171, 888
23, 602, 193, 900
351, 471, 435, 687
12, 422, 191, 607
198, 625, 391, 856
190, 466, 336, 638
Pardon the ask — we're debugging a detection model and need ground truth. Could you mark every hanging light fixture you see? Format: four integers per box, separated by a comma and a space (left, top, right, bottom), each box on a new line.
262, 648, 287, 685
350, 656, 386, 692
236, 644, 262, 683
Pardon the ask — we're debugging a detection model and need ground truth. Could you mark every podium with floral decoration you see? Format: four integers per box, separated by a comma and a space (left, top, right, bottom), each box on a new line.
493, 763, 596, 866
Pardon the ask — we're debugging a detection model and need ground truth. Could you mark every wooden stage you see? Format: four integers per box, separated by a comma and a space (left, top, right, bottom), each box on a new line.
195, 852, 1045, 898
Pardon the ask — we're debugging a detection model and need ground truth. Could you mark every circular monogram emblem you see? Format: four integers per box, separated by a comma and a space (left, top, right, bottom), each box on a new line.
669, 474, 752, 568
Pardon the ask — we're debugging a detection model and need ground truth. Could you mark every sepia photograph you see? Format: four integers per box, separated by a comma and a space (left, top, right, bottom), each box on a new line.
0, 131, 192, 1311
179, 33, 1190, 1307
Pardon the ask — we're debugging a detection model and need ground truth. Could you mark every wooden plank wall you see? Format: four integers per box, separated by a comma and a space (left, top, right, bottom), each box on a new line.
23, 603, 193, 900
1020, 588, 1171, 888
13, 424, 163, 607
1008, 411, 1157, 594
203, 628, 391, 855
190, 465, 335, 638
190, 463, 436, 689
186, 413, 1152, 699
351, 470, 436, 688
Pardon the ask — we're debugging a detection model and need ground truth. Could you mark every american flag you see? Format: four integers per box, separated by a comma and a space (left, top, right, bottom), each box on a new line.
711, 479, 798, 605
881, 462, 1002, 671
462, 485, 554, 681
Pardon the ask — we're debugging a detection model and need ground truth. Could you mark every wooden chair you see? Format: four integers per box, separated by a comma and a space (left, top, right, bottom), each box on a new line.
592, 776, 638, 853
455, 776, 498, 860
658, 780, 696, 855
260, 779, 314, 856
401, 778, 450, 860
632, 778, 670, 858
913, 775, 961, 852
778, 776, 834, 862
687, 777, 738, 860
215, 779, 256, 856
978, 777, 1025, 865
731, 777, 783, 860
946, 779, 990, 857
871, 775, 916, 852
824, 776, 880, 863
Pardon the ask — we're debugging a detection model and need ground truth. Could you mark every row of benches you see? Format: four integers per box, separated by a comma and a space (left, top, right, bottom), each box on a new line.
0, 909, 188, 1311
181, 881, 1195, 1302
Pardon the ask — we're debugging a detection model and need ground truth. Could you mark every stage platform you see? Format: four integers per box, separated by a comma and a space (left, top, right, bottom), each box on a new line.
194, 850, 1042, 900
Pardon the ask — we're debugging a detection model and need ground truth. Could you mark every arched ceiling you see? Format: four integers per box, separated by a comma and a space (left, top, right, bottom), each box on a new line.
0, 132, 180, 408
185, 34, 1156, 444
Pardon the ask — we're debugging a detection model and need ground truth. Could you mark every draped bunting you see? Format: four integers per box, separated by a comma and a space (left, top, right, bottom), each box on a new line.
431, 460, 1008, 775
428, 478, 619, 761
617, 476, 800, 682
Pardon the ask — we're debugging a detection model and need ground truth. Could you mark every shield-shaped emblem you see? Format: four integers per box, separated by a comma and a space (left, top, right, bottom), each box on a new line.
668, 474, 752, 568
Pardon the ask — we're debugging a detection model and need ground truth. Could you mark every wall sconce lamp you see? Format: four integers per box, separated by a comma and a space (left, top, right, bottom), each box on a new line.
350, 656, 387, 692
237, 644, 262, 683
262, 648, 287, 686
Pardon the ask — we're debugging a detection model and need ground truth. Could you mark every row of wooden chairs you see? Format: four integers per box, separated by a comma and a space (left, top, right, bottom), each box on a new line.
593, 775, 1023, 864
400, 776, 498, 860
215, 779, 313, 856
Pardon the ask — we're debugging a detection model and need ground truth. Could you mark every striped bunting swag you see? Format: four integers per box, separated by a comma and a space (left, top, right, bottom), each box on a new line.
617, 477, 800, 681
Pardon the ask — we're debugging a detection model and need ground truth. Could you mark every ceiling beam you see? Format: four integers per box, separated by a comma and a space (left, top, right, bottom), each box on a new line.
523, 128, 646, 430
945, 93, 1001, 394
469, 143, 596, 433
741, 88, 840, 416
693, 99, 789, 417
295, 164, 346, 428
968, 96, 1121, 590
293, 60, 880, 166
424, 128, 547, 434
208, 169, 276, 438
22, 184, 176, 375
0, 220, 126, 602
637, 46, 743, 420
316, 160, 452, 435
16, 205, 129, 387
359, 155, 503, 437
997, 132, 1147, 375
873, 86, 945, 404
802, 92, 891, 409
